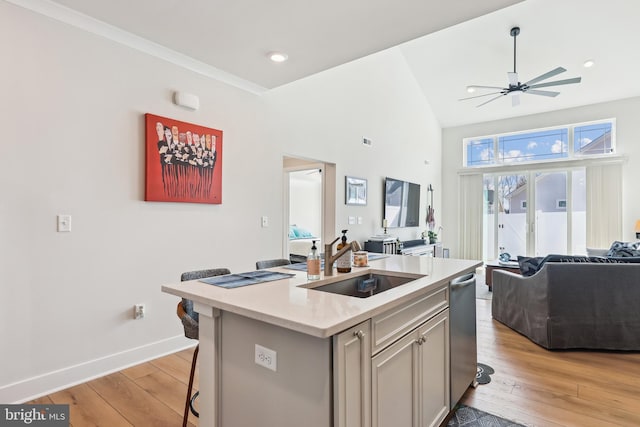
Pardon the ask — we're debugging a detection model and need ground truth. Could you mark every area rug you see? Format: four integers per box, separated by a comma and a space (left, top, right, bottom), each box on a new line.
448, 404, 525, 427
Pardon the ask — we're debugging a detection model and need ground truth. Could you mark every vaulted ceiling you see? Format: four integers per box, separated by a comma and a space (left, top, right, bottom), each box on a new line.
15, 0, 640, 127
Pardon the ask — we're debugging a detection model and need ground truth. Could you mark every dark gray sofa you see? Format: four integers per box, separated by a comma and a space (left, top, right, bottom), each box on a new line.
492, 262, 640, 350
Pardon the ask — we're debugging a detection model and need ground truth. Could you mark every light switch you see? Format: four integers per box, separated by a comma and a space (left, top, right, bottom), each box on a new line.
57, 214, 71, 232
348, 216, 356, 225
357, 216, 363, 224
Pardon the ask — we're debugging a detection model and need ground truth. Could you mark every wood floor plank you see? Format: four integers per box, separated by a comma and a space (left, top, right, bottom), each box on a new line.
87, 372, 183, 427
135, 369, 197, 426
48, 383, 132, 427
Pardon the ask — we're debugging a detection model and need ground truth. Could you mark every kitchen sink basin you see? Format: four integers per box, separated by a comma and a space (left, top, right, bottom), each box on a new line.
305, 271, 424, 298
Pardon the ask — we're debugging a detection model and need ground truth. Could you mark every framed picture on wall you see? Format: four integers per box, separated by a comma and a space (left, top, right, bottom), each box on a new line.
145, 113, 223, 204
345, 176, 367, 206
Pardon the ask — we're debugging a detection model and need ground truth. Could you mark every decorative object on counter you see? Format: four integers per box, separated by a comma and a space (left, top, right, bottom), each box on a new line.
306, 240, 321, 280
636, 220, 640, 239
382, 218, 388, 234
447, 404, 525, 427
145, 113, 222, 204
345, 176, 367, 205
353, 251, 369, 267
427, 230, 438, 244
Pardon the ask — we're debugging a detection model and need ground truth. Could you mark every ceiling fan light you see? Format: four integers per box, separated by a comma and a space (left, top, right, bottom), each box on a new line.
466, 86, 476, 93
583, 59, 595, 68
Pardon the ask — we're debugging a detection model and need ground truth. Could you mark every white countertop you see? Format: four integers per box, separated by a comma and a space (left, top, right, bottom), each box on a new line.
162, 255, 481, 338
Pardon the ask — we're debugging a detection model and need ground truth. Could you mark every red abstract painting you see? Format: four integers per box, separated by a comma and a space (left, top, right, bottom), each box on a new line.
145, 113, 222, 204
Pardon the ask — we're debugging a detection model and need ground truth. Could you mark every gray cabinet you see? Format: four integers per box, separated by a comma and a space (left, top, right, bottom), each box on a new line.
335, 285, 450, 427
372, 310, 449, 427
334, 320, 372, 427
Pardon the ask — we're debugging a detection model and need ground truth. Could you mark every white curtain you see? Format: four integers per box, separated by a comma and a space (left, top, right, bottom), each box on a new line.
586, 163, 622, 248
458, 174, 484, 260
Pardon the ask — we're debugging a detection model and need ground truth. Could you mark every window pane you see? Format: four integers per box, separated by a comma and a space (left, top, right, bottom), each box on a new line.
465, 138, 494, 167
574, 122, 613, 155
499, 129, 568, 163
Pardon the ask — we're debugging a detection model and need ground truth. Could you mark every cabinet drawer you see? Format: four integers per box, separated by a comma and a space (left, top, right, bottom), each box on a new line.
371, 285, 448, 355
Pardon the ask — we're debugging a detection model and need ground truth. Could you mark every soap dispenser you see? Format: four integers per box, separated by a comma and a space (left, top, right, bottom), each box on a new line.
307, 240, 321, 280
336, 230, 352, 273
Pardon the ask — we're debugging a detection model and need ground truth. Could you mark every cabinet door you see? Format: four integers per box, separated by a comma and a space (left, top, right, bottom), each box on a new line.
417, 310, 450, 427
371, 332, 419, 427
334, 320, 372, 427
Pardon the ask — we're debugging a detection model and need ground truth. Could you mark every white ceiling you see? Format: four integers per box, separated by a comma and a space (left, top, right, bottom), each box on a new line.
19, 0, 640, 127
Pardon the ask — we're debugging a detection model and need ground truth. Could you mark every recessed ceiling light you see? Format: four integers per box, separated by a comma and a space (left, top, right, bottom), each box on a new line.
583, 59, 595, 68
466, 86, 476, 93
268, 51, 288, 63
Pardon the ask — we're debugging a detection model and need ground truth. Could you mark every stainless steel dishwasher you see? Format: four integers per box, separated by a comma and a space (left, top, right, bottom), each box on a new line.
449, 273, 477, 408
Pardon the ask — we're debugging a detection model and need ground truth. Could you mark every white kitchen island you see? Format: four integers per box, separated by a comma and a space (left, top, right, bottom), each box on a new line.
162, 255, 481, 427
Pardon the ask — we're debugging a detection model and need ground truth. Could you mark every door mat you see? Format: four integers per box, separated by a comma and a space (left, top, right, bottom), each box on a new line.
448, 404, 525, 427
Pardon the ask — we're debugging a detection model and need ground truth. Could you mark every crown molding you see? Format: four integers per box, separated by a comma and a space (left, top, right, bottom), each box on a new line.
5, 0, 267, 95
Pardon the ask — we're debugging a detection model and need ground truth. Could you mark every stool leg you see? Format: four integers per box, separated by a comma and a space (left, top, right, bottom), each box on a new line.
183, 345, 199, 427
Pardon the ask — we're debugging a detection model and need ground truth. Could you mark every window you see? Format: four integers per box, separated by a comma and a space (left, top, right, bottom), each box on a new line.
499, 128, 568, 163
574, 122, 613, 156
463, 119, 615, 168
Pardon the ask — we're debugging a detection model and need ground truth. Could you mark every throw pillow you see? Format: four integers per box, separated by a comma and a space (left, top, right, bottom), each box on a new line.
517, 256, 544, 277
607, 241, 640, 258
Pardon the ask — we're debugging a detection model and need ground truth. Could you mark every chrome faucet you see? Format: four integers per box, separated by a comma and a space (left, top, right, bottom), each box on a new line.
324, 237, 361, 276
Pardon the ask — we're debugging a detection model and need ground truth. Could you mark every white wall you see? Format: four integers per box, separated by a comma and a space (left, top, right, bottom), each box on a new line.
0, 2, 441, 401
442, 97, 640, 258
265, 49, 442, 245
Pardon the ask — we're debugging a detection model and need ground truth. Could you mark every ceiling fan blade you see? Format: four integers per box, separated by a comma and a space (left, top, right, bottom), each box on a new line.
512, 93, 520, 107
528, 77, 582, 89
526, 89, 560, 97
467, 85, 506, 90
459, 91, 503, 101
476, 93, 505, 107
508, 72, 518, 86
524, 67, 566, 86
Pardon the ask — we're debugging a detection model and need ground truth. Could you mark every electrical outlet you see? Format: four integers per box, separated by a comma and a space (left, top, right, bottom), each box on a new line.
261, 216, 269, 227
134, 304, 145, 319
255, 344, 277, 371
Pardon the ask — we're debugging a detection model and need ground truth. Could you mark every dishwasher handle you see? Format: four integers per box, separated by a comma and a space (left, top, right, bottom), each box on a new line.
450, 273, 475, 289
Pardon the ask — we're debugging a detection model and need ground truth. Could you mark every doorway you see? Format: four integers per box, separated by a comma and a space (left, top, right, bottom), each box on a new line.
283, 156, 336, 260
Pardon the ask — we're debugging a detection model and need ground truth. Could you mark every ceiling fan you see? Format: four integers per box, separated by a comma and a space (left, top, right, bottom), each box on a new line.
460, 27, 581, 107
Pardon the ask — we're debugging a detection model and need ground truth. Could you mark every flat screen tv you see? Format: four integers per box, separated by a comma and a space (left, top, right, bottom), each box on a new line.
384, 177, 421, 228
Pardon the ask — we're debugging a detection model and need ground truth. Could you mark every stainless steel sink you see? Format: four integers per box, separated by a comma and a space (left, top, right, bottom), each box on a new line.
305, 271, 424, 298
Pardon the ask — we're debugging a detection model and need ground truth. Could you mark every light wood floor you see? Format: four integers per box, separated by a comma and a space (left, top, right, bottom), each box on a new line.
462, 299, 640, 427
29, 299, 640, 427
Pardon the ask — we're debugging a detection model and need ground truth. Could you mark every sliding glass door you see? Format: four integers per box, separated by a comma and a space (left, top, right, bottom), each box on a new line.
483, 168, 585, 260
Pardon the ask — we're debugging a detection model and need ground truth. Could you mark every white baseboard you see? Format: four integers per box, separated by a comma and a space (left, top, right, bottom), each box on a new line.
0, 335, 195, 403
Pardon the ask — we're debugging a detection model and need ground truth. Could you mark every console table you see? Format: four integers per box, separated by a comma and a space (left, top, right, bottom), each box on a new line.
485, 261, 520, 290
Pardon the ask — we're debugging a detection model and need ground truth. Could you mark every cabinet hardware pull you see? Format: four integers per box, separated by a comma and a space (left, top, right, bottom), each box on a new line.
354, 330, 365, 339
415, 338, 423, 345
